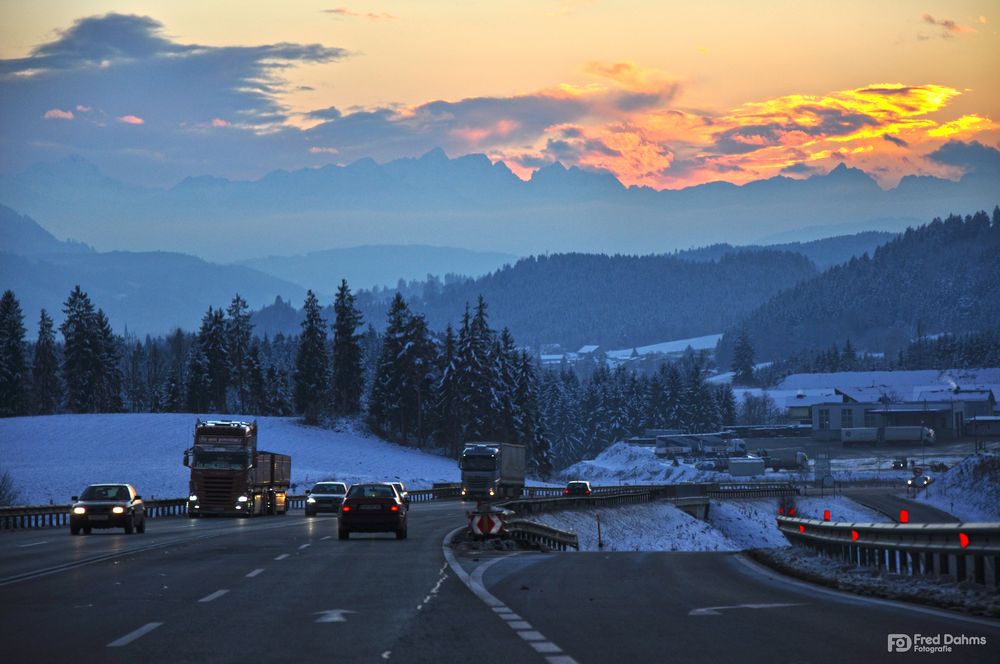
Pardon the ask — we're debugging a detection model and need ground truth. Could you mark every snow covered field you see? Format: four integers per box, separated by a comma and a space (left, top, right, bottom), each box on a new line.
914, 453, 1000, 522
531, 496, 886, 552
0, 414, 463, 504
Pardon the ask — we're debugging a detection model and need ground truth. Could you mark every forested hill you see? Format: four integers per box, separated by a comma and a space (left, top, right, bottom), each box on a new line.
254, 250, 818, 349
716, 208, 1000, 366
675, 230, 895, 270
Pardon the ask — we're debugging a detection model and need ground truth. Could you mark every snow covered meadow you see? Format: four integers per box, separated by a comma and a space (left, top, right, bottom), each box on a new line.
914, 453, 1000, 522
0, 413, 463, 504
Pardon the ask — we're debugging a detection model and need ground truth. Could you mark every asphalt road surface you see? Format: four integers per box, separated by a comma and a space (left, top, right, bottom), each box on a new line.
2, 503, 997, 663
842, 488, 961, 523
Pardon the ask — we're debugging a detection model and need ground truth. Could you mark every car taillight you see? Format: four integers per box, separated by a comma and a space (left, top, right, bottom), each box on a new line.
390, 505, 399, 512
341, 505, 351, 512
586, 490, 591, 495
563, 489, 569, 495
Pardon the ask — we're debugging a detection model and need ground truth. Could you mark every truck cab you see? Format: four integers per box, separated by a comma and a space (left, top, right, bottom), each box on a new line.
459, 442, 526, 500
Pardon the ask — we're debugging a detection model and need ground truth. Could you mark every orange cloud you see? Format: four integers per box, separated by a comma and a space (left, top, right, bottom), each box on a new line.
211, 118, 230, 128
118, 115, 145, 125
324, 7, 395, 21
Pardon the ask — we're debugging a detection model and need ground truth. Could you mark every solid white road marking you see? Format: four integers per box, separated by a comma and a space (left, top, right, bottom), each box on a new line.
314, 609, 356, 623
688, 602, 805, 616
198, 589, 229, 603
107, 622, 163, 647
442, 528, 580, 664
246, 568, 264, 578
298, 543, 311, 550
274, 553, 290, 560
18, 541, 49, 548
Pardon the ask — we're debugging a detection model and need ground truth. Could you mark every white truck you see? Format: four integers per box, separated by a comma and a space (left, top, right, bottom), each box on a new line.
759, 448, 809, 470
729, 457, 766, 477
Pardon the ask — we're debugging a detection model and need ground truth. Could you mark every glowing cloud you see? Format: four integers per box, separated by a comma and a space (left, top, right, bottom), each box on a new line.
118, 115, 144, 125
211, 118, 230, 128
43, 108, 74, 120
324, 7, 395, 21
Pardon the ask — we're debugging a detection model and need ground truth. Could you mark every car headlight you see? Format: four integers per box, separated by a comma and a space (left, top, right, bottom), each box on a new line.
237, 495, 249, 502
112, 506, 125, 514
73, 506, 86, 515
306, 496, 316, 503
189, 494, 198, 502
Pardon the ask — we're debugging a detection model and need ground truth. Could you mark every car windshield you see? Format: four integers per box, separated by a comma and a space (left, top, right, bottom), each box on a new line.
313, 483, 346, 494
347, 485, 395, 499
191, 449, 249, 470
462, 456, 496, 471
80, 485, 129, 501
568, 482, 587, 489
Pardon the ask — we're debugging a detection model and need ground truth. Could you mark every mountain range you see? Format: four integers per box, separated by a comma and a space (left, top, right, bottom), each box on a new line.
1, 148, 997, 262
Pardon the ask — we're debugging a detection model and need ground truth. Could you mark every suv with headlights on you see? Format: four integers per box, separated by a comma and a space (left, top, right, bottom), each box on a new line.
305, 481, 349, 516
70, 484, 146, 535
338, 483, 408, 540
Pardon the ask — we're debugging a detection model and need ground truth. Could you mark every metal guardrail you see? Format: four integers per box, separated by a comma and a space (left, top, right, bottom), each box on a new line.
776, 515, 1000, 587
500, 490, 656, 515
505, 518, 579, 551
708, 482, 799, 498
0, 499, 189, 530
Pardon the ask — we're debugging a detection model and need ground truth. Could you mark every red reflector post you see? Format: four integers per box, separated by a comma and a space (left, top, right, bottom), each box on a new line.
959, 533, 970, 548
899, 510, 909, 523
798, 525, 805, 533
778, 507, 785, 515
823, 509, 831, 521
851, 530, 859, 541
789, 508, 796, 517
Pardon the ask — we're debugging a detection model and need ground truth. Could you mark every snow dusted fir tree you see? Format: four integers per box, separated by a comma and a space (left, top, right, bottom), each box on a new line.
331, 279, 365, 416
294, 290, 329, 424
198, 307, 229, 413
31, 309, 62, 415
225, 294, 253, 412
731, 328, 755, 386
0, 290, 27, 416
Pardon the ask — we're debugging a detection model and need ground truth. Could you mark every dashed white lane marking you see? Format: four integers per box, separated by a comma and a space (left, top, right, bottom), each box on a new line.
18, 541, 49, 548
107, 622, 163, 647
246, 568, 264, 578
443, 528, 579, 664
416, 562, 449, 611
198, 589, 229, 603
298, 543, 311, 550
274, 553, 290, 560
321, 535, 332, 541
380, 651, 391, 660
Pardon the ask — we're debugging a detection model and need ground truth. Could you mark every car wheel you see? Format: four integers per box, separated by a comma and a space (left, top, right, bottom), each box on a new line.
84, 527, 92, 535
189, 512, 200, 519
396, 524, 407, 540
71, 524, 80, 535
338, 528, 349, 540
305, 511, 315, 517
124, 516, 134, 534
137, 518, 146, 534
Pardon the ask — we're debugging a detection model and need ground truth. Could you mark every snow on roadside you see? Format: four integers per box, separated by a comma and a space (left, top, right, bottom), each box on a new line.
533, 503, 739, 552
0, 413, 463, 504
914, 453, 1000, 522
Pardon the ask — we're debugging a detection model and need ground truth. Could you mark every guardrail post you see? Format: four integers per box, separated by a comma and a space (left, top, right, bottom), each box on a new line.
973, 555, 985, 585
955, 554, 967, 583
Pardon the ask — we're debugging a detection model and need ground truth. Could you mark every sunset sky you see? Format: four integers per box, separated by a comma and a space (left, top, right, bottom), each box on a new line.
1, 1, 998, 188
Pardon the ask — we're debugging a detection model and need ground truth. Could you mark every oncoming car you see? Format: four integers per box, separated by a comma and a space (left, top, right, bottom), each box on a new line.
305, 481, 348, 516
70, 484, 146, 535
338, 483, 408, 540
907, 475, 933, 489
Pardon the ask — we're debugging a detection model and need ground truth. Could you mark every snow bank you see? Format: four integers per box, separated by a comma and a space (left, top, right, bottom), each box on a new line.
914, 453, 1000, 522
605, 333, 723, 360
0, 413, 462, 504
530, 496, 886, 553
533, 503, 739, 552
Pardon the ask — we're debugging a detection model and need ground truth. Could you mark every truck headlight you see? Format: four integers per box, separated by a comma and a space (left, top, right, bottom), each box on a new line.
189, 494, 198, 502
306, 496, 316, 503
237, 495, 249, 502
73, 506, 86, 515
489, 488, 495, 496
112, 506, 125, 514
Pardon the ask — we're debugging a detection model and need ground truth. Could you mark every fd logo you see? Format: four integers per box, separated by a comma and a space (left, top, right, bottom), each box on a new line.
888, 634, 913, 652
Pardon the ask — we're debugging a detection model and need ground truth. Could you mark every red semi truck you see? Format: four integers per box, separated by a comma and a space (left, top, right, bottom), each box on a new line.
184, 420, 291, 517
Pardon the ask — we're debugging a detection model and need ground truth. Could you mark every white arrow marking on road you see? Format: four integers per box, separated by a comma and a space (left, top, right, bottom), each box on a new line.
689, 602, 805, 616
314, 609, 356, 623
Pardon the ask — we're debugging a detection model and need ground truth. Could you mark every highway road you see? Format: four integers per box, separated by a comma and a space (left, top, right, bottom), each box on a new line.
2, 503, 997, 663
841, 487, 960, 523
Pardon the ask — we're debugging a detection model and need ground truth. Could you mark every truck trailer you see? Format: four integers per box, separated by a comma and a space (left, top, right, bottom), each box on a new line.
184, 420, 291, 517
459, 442, 526, 500
842, 426, 935, 446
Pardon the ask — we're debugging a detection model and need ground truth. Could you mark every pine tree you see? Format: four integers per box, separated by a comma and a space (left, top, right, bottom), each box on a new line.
370, 293, 413, 440
93, 309, 123, 412
455, 297, 497, 440
198, 307, 229, 412
514, 351, 552, 478
266, 366, 293, 416
60, 286, 99, 413
0, 290, 28, 416
185, 345, 211, 412
31, 309, 62, 415
331, 280, 365, 415
294, 291, 329, 423
493, 328, 519, 444
731, 329, 755, 385
226, 294, 253, 412
433, 324, 463, 456
714, 383, 737, 426
245, 340, 267, 415
165, 367, 185, 412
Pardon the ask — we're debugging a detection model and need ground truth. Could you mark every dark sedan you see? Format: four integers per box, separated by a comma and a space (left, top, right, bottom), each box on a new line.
339, 483, 408, 540
305, 482, 348, 516
70, 484, 146, 535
